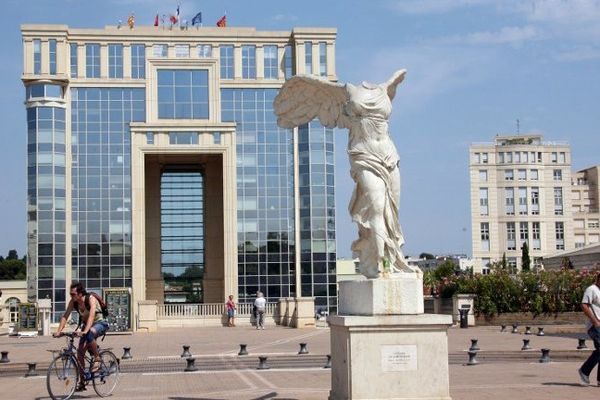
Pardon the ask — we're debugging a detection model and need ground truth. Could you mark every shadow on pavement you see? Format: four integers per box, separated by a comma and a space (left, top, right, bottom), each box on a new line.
169, 393, 299, 400
542, 382, 588, 388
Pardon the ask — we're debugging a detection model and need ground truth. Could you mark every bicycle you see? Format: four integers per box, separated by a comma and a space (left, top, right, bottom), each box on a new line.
46, 331, 120, 400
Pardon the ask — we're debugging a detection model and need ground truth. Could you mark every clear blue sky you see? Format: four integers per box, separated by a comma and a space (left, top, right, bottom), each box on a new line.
1, 0, 599, 259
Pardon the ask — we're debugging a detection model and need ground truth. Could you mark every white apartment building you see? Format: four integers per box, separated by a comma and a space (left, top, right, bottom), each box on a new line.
572, 165, 600, 248
469, 135, 574, 273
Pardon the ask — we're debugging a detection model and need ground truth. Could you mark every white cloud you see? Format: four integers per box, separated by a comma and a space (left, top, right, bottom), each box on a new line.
272, 14, 298, 22
389, 0, 496, 14
553, 46, 600, 62
439, 26, 539, 46
523, 0, 600, 24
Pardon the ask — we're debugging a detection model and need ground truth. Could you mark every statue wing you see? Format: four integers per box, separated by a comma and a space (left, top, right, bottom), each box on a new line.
273, 75, 349, 129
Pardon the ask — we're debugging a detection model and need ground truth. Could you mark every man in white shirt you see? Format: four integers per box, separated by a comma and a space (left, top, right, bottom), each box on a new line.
254, 291, 267, 330
578, 272, 600, 386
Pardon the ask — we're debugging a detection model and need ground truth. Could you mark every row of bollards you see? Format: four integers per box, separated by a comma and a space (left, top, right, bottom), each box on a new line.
467, 347, 552, 366
500, 324, 544, 336
183, 354, 332, 372
179, 343, 311, 358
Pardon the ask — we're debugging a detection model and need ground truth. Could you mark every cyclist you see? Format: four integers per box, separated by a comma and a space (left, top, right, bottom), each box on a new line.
53, 282, 109, 391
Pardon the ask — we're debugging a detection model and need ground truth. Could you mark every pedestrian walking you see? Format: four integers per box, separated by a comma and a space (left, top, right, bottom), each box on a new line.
254, 291, 266, 330
226, 295, 236, 327
578, 272, 600, 386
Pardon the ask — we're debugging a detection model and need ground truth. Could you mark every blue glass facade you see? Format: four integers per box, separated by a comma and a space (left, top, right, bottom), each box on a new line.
157, 70, 209, 119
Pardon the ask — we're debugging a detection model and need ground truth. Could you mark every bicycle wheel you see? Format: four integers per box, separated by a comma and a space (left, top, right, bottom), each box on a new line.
46, 354, 79, 400
92, 350, 120, 397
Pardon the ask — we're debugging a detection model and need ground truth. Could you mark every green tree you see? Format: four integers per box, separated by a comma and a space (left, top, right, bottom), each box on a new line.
521, 242, 531, 272
501, 253, 507, 270
0, 259, 26, 280
419, 252, 435, 260
434, 260, 457, 281
7, 249, 18, 260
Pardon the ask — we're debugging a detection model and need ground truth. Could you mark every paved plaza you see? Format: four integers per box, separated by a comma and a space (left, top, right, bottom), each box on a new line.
0, 324, 599, 399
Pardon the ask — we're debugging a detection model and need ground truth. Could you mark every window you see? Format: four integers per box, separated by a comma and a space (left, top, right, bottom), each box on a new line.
284, 45, 294, 80
505, 187, 515, 215
479, 188, 488, 216
153, 44, 168, 57
589, 219, 600, 229
519, 222, 529, 246
559, 152, 566, 163
6, 297, 20, 323
169, 132, 199, 145
319, 42, 327, 76
507, 222, 516, 250
481, 153, 488, 164
479, 170, 487, 182
518, 187, 527, 215
146, 132, 154, 145
531, 187, 540, 215
555, 222, 564, 250
551, 152, 558, 163
518, 169, 526, 180
197, 44, 212, 58
530, 152, 535, 163
522, 152, 528, 163
175, 44, 189, 58
33, 39, 41, 74
108, 44, 123, 78
506, 152, 512, 163
532, 222, 541, 250
305, 41, 312, 74
514, 152, 521, 163
480, 222, 490, 251
70, 43, 78, 78
554, 187, 563, 215
530, 169, 538, 180
507, 257, 517, 270
131, 44, 145, 79
157, 69, 209, 119
86, 43, 100, 78
505, 170, 514, 181
241, 45, 256, 79
213, 132, 221, 145
264, 45, 278, 79
482, 259, 491, 275
26, 83, 62, 99
553, 169, 562, 181
49, 39, 57, 75
220, 45, 234, 79
537, 152, 542, 162
498, 152, 504, 163
474, 153, 481, 164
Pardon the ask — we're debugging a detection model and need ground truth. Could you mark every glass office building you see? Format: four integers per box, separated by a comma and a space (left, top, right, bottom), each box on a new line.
22, 24, 338, 323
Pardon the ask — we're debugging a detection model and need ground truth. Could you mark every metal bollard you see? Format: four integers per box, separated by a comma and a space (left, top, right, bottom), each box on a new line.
469, 339, 480, 352
122, 347, 132, 360
0, 351, 9, 363
181, 345, 192, 358
577, 338, 587, 350
184, 357, 198, 372
521, 339, 531, 351
525, 326, 532, 335
539, 348, 551, 363
500, 324, 507, 333
257, 356, 270, 370
298, 343, 309, 355
511, 324, 519, 334
238, 344, 248, 356
25, 363, 38, 377
537, 327, 545, 336
324, 355, 332, 369
467, 351, 478, 366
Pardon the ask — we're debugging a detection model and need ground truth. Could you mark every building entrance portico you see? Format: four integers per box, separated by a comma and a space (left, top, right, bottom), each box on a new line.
130, 123, 237, 330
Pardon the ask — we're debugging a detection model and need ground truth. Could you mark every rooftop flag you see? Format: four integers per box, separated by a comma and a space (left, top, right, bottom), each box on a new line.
216, 14, 226, 27
170, 14, 178, 25
192, 12, 202, 27
154, 13, 159, 27
127, 14, 135, 29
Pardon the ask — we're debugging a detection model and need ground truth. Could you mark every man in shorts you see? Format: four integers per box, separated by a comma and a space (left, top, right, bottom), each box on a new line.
578, 272, 600, 386
54, 282, 109, 390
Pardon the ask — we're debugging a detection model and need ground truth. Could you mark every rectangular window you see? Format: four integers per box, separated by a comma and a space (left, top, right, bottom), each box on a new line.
108, 44, 123, 78
554, 187, 563, 215
532, 222, 541, 250
530, 169, 538, 180
474, 153, 481, 164
519, 222, 529, 246
70, 43, 78, 78
555, 222, 564, 250
505, 170, 514, 181
518, 187, 527, 215
146, 132, 154, 145
514, 152, 521, 163
220, 45, 234, 79
498, 152, 504, 163
518, 169, 526, 180
507, 222, 516, 250
284, 45, 294, 80
197, 44, 212, 58
49, 39, 57, 75
85, 43, 100, 78
264, 45, 278, 79
213, 132, 221, 145
531, 187, 540, 215
530, 151, 536, 163
589, 219, 600, 229
241, 45, 256, 79
551, 152, 558, 163
537, 152, 542, 162
559, 152, 566, 163
175, 44, 190, 58
153, 44, 168, 57
169, 132, 198, 145
553, 169, 562, 181
479, 170, 487, 182
157, 69, 209, 119
522, 152, 528, 163
507, 257, 517, 269
480, 222, 490, 251
505, 187, 515, 215
482, 153, 488, 164
319, 42, 327, 76
482, 258, 491, 275
33, 39, 41, 74
506, 152, 512, 163
479, 188, 488, 216
131, 44, 145, 79
305, 41, 313, 74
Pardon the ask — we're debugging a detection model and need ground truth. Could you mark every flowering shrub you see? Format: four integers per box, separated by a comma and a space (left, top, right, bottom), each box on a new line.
433, 268, 599, 318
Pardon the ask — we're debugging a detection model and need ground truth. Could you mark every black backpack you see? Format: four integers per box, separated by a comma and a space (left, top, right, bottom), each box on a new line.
78, 292, 109, 319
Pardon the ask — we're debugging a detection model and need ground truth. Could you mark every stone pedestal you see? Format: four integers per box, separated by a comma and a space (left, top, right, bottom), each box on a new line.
137, 300, 158, 332
291, 297, 316, 328
38, 299, 52, 336
330, 276, 452, 400
452, 294, 476, 326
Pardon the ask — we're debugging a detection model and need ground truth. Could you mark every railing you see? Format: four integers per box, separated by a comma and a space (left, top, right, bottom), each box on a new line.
157, 302, 278, 319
